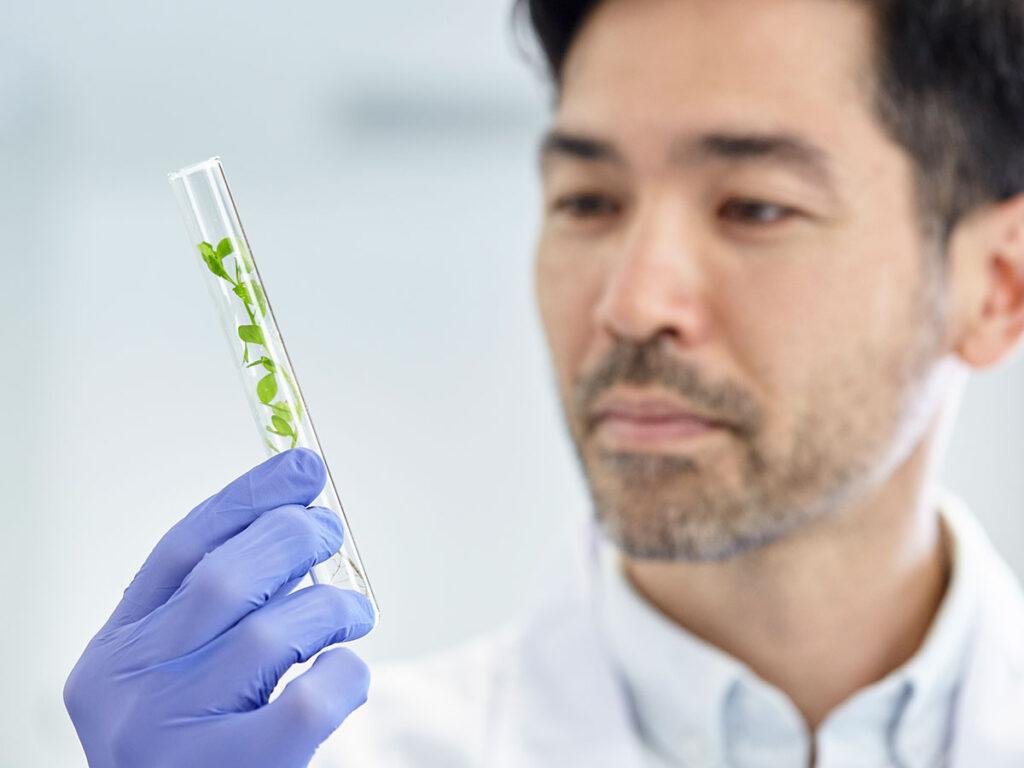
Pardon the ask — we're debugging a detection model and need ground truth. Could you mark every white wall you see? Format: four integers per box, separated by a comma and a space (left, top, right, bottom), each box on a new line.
1, 3, 1020, 766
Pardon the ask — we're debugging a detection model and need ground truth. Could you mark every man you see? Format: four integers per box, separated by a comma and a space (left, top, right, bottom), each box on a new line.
65, 0, 1024, 765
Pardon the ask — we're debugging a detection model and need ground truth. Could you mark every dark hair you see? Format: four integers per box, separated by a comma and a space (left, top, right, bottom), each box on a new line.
513, 0, 1024, 246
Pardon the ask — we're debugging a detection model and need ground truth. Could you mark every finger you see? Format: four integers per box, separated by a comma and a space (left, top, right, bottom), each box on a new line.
199, 586, 375, 712
250, 647, 371, 763
141, 503, 343, 660
266, 573, 307, 606
107, 447, 326, 628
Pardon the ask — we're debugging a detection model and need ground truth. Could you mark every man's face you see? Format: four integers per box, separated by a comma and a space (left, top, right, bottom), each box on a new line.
534, 0, 952, 560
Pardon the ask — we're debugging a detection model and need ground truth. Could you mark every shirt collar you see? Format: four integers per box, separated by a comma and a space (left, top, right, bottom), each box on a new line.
596, 526, 751, 765
593, 485, 980, 768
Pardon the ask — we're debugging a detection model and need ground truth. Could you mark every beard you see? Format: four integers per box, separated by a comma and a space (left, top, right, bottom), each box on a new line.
566, 262, 948, 562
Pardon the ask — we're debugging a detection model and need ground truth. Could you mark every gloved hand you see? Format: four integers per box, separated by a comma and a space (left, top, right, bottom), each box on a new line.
63, 447, 375, 768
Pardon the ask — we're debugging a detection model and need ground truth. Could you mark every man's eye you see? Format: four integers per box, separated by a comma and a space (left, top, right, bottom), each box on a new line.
551, 193, 620, 219
719, 199, 796, 225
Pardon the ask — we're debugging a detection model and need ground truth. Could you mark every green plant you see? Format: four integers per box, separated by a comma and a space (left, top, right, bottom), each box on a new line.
198, 236, 303, 451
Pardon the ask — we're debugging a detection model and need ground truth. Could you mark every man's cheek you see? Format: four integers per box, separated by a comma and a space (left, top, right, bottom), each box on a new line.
541, 283, 583, 358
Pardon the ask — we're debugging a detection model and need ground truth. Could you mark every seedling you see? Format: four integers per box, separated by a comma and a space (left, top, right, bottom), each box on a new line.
197, 236, 303, 450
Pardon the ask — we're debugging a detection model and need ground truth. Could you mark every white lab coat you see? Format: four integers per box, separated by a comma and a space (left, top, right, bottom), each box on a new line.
315, 490, 1024, 767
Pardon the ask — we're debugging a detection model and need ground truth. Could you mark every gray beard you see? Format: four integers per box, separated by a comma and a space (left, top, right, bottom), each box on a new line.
588, 458, 862, 561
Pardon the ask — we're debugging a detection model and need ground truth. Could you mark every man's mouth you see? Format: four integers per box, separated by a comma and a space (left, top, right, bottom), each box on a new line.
588, 391, 727, 449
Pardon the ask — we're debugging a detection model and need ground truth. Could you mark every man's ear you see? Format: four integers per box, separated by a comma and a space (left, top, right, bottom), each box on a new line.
949, 193, 1024, 370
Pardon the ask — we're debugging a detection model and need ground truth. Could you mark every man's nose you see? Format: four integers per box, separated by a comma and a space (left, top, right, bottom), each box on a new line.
593, 196, 712, 346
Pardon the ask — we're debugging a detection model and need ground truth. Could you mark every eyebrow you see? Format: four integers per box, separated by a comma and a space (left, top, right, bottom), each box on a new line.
539, 130, 624, 167
539, 128, 837, 196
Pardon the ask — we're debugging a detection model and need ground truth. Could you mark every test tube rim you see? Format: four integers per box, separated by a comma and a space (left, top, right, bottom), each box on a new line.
167, 156, 223, 181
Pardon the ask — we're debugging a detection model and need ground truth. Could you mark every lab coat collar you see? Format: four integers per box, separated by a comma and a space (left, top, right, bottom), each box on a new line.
488, 510, 644, 768
944, 489, 1024, 767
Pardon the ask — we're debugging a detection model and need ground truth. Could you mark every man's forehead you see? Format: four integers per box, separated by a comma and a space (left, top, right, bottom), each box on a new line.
558, 0, 878, 131
564, 0, 877, 72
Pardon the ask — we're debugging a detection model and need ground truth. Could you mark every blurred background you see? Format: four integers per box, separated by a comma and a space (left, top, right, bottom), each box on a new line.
1, 2, 1020, 765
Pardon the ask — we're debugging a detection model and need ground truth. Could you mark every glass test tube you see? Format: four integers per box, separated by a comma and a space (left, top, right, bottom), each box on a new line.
168, 157, 378, 624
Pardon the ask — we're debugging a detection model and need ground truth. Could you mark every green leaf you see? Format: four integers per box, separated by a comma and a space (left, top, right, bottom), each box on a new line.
238, 325, 265, 345
199, 241, 231, 281
216, 237, 234, 258
256, 373, 278, 404
270, 400, 293, 422
232, 283, 253, 304
245, 355, 276, 373
271, 414, 295, 437
266, 425, 287, 437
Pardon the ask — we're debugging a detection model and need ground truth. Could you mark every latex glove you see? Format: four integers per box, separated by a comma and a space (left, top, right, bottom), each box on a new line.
64, 447, 375, 767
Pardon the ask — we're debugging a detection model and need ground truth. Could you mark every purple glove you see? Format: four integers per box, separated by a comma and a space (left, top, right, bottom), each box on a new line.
64, 447, 375, 767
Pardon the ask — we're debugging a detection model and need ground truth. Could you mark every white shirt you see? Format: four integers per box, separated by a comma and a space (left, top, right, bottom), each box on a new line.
595, 488, 980, 768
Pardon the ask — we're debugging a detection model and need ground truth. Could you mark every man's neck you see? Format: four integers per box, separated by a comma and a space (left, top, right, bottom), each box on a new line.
621, 434, 952, 731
